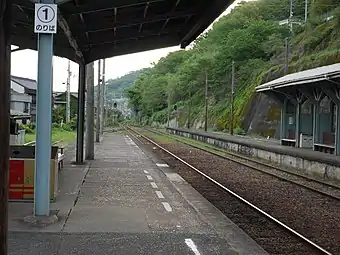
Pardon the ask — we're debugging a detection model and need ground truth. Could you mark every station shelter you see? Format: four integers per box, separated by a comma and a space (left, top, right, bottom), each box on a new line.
256, 63, 340, 156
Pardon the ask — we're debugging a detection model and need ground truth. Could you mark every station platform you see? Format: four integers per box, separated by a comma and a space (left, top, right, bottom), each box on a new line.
8, 133, 267, 255
167, 127, 340, 182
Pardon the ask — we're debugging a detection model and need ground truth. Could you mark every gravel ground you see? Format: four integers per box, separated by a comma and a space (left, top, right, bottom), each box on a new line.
136, 132, 340, 255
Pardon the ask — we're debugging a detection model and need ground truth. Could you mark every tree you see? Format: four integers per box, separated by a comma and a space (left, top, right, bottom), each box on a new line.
125, 0, 340, 130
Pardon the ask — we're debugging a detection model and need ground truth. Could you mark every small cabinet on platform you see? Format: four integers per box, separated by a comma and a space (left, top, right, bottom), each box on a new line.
299, 134, 313, 148
9, 146, 59, 201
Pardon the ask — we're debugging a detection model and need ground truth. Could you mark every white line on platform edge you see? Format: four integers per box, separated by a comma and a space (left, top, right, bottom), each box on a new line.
146, 175, 153, 180
150, 182, 158, 189
156, 191, 165, 199
185, 239, 201, 255
144, 170, 149, 174
156, 163, 169, 168
162, 202, 172, 212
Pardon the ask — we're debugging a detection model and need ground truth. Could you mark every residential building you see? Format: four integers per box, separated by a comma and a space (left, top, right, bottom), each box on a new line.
10, 88, 32, 124
11, 76, 37, 123
53, 91, 79, 121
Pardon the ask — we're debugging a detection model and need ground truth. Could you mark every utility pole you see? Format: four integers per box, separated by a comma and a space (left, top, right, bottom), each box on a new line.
167, 93, 170, 127
85, 62, 95, 160
305, 0, 308, 23
187, 89, 191, 129
66, 60, 71, 122
0, 1, 11, 253
204, 70, 208, 132
96, 59, 101, 143
289, 0, 294, 34
231, 61, 235, 136
101, 59, 106, 133
284, 37, 289, 75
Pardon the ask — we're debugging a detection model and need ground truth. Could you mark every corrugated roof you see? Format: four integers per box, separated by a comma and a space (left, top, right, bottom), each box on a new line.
11, 76, 37, 91
256, 63, 340, 92
11, 0, 232, 63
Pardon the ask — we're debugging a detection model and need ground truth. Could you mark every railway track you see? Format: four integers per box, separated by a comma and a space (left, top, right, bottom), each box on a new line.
125, 126, 336, 255
145, 127, 340, 201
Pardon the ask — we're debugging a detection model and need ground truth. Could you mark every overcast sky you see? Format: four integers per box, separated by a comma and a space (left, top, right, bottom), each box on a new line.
11, 0, 247, 92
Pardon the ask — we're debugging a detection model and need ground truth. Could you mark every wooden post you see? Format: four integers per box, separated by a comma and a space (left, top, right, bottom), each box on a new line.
0, 0, 11, 253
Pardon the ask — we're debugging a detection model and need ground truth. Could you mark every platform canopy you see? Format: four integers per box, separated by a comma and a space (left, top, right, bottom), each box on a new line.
12, 0, 232, 63
256, 63, 340, 93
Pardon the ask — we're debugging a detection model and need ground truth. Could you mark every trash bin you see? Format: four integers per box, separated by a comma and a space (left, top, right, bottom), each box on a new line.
9, 145, 59, 201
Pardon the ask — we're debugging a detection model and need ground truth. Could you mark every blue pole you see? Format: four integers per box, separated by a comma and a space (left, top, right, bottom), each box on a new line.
34, 31, 53, 216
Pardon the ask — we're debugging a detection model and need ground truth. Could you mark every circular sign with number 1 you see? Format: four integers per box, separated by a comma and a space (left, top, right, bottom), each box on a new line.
37, 5, 55, 23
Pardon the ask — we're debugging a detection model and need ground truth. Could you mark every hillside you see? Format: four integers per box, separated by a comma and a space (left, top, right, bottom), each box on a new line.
105, 69, 144, 101
126, 0, 340, 136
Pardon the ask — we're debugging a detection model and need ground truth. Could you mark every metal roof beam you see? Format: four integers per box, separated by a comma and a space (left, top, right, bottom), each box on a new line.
88, 35, 179, 62
139, 2, 149, 33
88, 29, 181, 46
160, 0, 183, 33
85, 10, 195, 33
27, 0, 85, 62
68, 0, 165, 15
30, 0, 72, 4
57, 8, 85, 62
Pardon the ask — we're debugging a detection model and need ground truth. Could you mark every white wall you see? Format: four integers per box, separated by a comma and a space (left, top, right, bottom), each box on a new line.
11, 81, 25, 93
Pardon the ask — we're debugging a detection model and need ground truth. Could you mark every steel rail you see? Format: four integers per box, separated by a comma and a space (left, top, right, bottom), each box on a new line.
146, 128, 340, 200
126, 126, 333, 255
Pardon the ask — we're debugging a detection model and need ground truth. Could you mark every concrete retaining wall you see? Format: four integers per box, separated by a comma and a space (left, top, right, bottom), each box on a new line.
167, 128, 340, 183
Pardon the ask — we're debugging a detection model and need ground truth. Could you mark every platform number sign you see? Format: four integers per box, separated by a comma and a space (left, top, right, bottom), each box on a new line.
34, 4, 57, 34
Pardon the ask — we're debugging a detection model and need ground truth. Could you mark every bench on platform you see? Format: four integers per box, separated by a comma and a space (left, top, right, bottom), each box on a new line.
57, 147, 65, 170
314, 143, 335, 154
281, 138, 296, 147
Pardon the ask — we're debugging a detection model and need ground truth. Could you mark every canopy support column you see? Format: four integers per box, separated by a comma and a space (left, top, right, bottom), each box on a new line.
280, 98, 288, 140
294, 91, 306, 148
34, 0, 55, 216
295, 102, 302, 148
96, 60, 101, 143
0, 0, 11, 253
85, 62, 95, 160
335, 104, 340, 155
76, 62, 86, 164
313, 103, 320, 145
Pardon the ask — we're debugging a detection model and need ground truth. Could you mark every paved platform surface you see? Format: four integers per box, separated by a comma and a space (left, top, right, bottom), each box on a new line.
8, 133, 268, 255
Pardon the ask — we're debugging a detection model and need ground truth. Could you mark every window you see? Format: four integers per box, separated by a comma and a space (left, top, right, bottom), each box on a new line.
320, 96, 331, 113
24, 102, 29, 113
31, 95, 36, 104
302, 99, 312, 114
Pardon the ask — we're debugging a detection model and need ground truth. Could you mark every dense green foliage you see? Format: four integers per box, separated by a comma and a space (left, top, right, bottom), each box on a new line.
52, 93, 78, 127
105, 70, 144, 101
126, 0, 340, 131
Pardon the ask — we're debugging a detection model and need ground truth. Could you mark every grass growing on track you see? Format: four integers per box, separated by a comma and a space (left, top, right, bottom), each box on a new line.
136, 128, 174, 144
25, 128, 76, 147
148, 129, 228, 156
